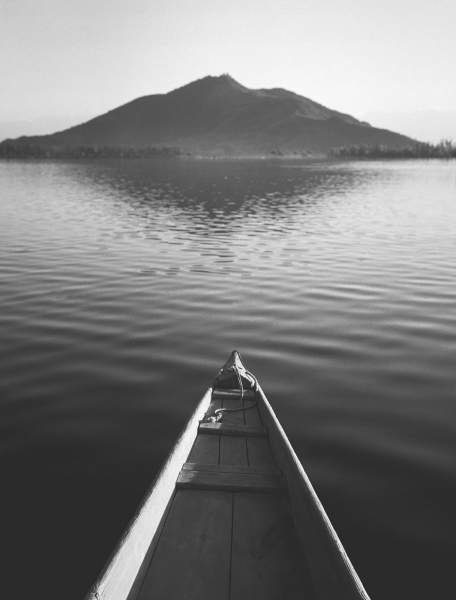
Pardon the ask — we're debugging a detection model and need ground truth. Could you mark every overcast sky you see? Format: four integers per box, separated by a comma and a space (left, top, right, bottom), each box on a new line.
1, 0, 455, 142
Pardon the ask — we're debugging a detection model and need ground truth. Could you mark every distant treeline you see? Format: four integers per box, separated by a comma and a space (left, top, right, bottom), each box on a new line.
0, 143, 186, 159
331, 140, 456, 159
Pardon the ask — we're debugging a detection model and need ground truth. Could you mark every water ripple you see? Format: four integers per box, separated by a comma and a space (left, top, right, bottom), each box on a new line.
1, 158, 456, 600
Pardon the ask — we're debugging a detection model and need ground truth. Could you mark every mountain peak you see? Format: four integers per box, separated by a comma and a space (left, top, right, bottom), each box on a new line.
169, 74, 248, 97
1, 74, 417, 155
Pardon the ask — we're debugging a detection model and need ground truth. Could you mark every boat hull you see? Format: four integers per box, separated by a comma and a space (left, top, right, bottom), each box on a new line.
85, 352, 370, 600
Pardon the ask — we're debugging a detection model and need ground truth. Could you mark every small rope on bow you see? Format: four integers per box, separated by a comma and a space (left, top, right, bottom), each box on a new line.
206, 363, 258, 423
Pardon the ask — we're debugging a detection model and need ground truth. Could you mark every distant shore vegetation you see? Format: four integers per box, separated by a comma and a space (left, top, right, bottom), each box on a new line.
330, 140, 456, 159
2, 140, 456, 160
0, 143, 186, 159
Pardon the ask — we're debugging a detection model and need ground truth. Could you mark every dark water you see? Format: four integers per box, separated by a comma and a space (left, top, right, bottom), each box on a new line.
1, 158, 455, 599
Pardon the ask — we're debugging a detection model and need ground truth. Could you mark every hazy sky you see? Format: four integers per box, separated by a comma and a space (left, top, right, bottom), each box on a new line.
1, 0, 455, 141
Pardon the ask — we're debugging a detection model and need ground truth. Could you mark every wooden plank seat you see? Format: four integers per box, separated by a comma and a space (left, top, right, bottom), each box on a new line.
181, 462, 282, 475
211, 389, 256, 400
198, 421, 267, 437
177, 463, 287, 493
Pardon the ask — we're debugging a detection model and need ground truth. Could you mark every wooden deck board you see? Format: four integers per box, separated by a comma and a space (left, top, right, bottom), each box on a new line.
221, 397, 246, 425
244, 402, 264, 427
177, 469, 287, 493
187, 432, 219, 464
230, 493, 316, 600
220, 434, 248, 466
137, 490, 232, 600
247, 437, 277, 470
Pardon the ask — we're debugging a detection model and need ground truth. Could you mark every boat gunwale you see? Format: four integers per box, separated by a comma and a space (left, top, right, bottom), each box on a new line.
84, 387, 213, 600
256, 382, 370, 600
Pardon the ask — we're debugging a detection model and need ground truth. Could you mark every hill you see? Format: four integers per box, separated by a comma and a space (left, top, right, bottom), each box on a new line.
1, 75, 416, 156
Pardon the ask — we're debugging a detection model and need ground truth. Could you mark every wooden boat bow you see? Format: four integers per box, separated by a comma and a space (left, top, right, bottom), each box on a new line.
85, 351, 370, 600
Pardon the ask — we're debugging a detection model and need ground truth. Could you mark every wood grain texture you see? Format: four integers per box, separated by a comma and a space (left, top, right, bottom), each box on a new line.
84, 388, 213, 600
247, 436, 277, 470
199, 422, 267, 437
182, 462, 281, 476
220, 434, 248, 466
231, 493, 316, 600
244, 402, 263, 427
177, 469, 287, 493
212, 389, 256, 400
221, 397, 246, 425
187, 431, 220, 464
137, 490, 232, 600
257, 386, 371, 600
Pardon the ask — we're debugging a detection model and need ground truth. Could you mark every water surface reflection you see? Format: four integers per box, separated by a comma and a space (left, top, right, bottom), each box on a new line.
0, 158, 455, 600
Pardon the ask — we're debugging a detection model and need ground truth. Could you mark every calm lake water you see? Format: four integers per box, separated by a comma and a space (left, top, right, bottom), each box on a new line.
1, 158, 455, 600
